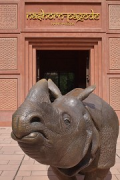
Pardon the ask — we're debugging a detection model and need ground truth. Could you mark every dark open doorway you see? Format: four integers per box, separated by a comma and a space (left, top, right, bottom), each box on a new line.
36, 50, 90, 95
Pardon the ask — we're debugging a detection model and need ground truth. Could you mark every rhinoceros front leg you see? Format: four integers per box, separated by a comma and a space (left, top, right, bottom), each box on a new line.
84, 169, 109, 180
51, 166, 77, 180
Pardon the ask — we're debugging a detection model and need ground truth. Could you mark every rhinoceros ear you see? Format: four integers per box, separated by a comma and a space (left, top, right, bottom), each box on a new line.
77, 85, 96, 101
48, 79, 62, 98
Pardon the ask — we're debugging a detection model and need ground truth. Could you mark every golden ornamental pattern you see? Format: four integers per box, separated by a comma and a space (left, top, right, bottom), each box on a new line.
26, 9, 100, 25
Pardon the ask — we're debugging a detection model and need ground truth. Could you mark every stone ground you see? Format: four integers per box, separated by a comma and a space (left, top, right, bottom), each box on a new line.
0, 127, 119, 180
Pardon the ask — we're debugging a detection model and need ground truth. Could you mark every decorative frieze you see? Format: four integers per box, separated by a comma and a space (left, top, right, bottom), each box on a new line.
0, 79, 17, 110
0, 4, 17, 29
0, 38, 17, 70
110, 78, 120, 110
109, 38, 120, 70
109, 5, 120, 29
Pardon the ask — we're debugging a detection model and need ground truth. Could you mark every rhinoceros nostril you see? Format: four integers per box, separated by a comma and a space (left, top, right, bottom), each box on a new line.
30, 116, 41, 123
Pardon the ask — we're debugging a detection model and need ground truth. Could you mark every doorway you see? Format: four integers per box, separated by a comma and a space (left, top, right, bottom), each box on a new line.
36, 50, 90, 95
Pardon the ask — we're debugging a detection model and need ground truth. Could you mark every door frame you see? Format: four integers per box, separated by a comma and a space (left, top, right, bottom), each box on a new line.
24, 37, 103, 99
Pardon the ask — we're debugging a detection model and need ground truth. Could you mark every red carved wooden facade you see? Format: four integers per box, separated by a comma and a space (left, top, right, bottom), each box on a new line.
0, 0, 120, 126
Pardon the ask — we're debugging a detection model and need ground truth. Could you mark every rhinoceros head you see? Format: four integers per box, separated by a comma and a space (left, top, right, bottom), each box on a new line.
11, 79, 96, 168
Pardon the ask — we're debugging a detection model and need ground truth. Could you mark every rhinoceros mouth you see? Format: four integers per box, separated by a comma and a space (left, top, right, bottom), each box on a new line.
11, 131, 47, 144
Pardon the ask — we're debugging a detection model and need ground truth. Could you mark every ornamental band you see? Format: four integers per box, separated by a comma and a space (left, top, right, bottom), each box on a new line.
26, 9, 100, 22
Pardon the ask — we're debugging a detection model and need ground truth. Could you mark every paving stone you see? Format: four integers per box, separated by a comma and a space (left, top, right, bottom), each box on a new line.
116, 175, 120, 180
0, 144, 18, 147
15, 151, 25, 155
116, 150, 120, 157
116, 156, 120, 163
0, 165, 19, 171
17, 170, 31, 177
20, 164, 47, 171
114, 164, 120, 169
22, 176, 57, 180
0, 127, 120, 180
8, 160, 21, 165
15, 177, 23, 180
117, 142, 120, 150
34, 161, 40, 165
22, 159, 35, 165
0, 177, 14, 180
31, 170, 48, 176
1, 146, 21, 151
0, 134, 11, 137
1, 170, 16, 177
46, 165, 50, 170
0, 155, 24, 160
0, 140, 11, 144
0, 128, 8, 132
3, 152, 15, 155
24, 155, 30, 161
110, 168, 120, 174
0, 161, 9, 165
10, 140, 18, 144
118, 168, 120, 173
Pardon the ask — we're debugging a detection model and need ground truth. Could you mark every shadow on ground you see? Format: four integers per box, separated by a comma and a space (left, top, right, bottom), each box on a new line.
48, 167, 112, 180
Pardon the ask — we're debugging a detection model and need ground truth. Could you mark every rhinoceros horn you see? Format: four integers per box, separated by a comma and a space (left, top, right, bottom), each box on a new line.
77, 85, 96, 101
48, 79, 62, 98
26, 79, 50, 104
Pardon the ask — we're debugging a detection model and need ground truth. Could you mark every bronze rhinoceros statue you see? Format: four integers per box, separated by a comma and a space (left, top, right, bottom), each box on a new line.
11, 79, 119, 180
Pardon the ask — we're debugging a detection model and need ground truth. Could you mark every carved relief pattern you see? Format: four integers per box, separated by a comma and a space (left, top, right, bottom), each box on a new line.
0, 38, 17, 70
109, 38, 120, 70
0, 79, 17, 110
109, 5, 120, 29
0, 4, 17, 29
110, 79, 120, 110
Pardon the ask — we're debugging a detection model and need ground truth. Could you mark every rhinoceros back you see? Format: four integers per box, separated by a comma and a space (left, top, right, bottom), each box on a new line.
84, 93, 119, 169
67, 88, 119, 169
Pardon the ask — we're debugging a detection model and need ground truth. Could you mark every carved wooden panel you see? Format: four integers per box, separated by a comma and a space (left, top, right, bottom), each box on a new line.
0, 38, 17, 70
0, 4, 17, 29
109, 5, 120, 29
109, 38, 120, 70
0, 79, 17, 110
110, 78, 120, 110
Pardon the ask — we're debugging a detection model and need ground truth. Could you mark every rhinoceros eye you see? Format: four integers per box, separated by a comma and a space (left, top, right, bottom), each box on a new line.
63, 114, 71, 125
